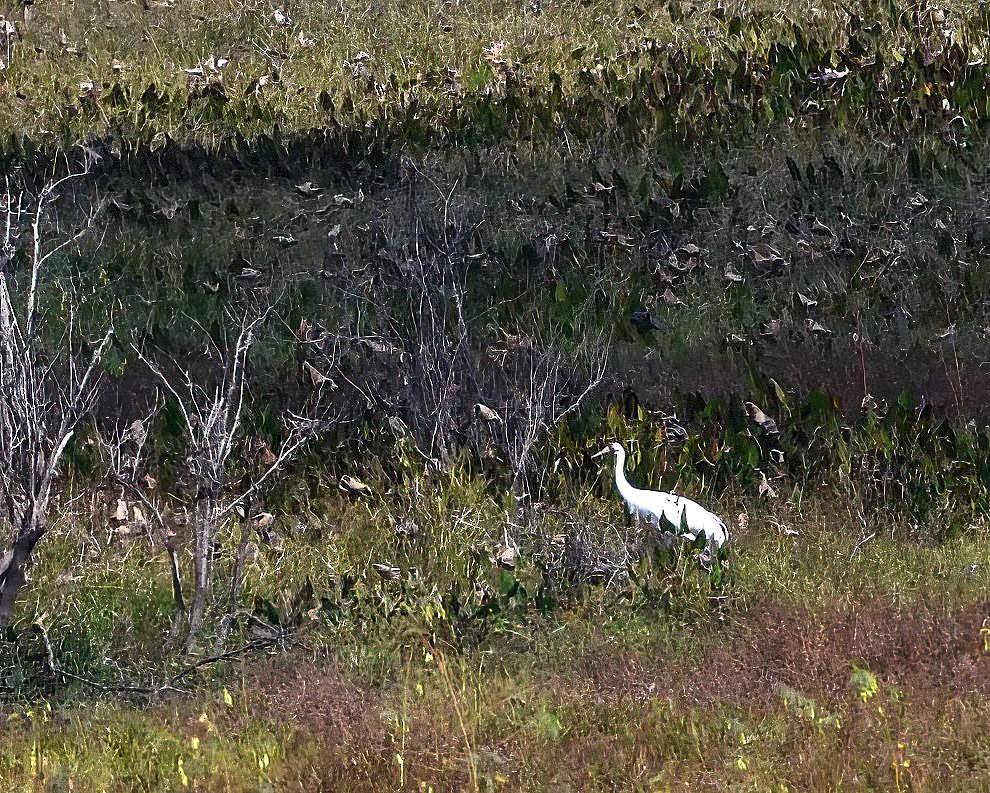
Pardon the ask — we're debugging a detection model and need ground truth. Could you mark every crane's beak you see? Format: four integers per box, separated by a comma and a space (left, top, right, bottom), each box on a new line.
591, 446, 611, 459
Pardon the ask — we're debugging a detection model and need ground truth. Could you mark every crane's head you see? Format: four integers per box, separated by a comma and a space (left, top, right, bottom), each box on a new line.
591, 441, 623, 459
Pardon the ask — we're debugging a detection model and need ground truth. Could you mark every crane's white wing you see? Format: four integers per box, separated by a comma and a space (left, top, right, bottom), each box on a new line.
632, 489, 728, 548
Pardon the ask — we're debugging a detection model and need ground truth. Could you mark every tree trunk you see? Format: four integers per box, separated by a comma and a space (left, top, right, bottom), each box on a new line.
215, 504, 252, 652
0, 513, 47, 631
184, 495, 219, 653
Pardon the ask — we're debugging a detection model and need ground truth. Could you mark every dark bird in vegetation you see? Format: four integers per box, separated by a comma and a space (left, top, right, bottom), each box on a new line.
744, 401, 779, 435
339, 474, 371, 496
630, 309, 663, 332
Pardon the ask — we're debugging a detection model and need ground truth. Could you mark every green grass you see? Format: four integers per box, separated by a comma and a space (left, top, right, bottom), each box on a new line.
3, 466, 990, 790
4, 0, 990, 150
3, 505, 990, 790
3, 0, 990, 789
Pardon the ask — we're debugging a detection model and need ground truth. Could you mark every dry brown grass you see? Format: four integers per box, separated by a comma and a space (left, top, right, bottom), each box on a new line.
193, 593, 990, 791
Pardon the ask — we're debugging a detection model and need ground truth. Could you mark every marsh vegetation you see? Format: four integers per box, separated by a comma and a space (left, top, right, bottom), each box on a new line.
1, 0, 989, 789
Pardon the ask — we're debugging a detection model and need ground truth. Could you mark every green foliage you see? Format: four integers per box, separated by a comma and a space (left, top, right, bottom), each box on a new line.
2, 0, 989, 155
3, 0, 990, 786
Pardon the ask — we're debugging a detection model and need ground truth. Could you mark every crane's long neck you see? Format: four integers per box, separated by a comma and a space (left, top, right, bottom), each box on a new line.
613, 447, 638, 503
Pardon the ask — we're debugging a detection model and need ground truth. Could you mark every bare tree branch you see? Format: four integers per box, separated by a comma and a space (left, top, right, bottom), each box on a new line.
134, 301, 337, 653
0, 160, 110, 629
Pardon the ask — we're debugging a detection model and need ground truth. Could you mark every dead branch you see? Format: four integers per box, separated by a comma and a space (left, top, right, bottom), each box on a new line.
32, 617, 292, 702
132, 302, 338, 653
0, 161, 111, 629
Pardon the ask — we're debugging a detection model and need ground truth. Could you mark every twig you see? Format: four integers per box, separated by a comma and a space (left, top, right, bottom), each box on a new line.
850, 532, 876, 558
33, 621, 187, 698
169, 634, 283, 686
32, 619, 290, 700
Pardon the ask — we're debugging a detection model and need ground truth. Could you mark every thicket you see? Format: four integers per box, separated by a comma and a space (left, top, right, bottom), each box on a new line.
0, 0, 987, 702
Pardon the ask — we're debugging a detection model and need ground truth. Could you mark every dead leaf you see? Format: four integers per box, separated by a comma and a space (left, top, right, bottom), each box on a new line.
761, 319, 782, 336
860, 394, 887, 415
474, 402, 502, 423
810, 67, 849, 83
811, 218, 834, 236
340, 474, 371, 495
748, 243, 785, 265
744, 401, 779, 435
302, 360, 327, 387
256, 441, 278, 467
252, 512, 275, 531
373, 562, 400, 580
295, 181, 322, 196
127, 418, 146, 443
495, 545, 516, 569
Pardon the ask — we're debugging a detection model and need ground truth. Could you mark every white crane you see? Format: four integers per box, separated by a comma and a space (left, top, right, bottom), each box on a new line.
592, 441, 728, 551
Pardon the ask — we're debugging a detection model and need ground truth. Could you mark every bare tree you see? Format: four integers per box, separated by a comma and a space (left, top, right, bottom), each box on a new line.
0, 167, 112, 629
396, 245, 474, 465
491, 324, 610, 529
133, 303, 336, 652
